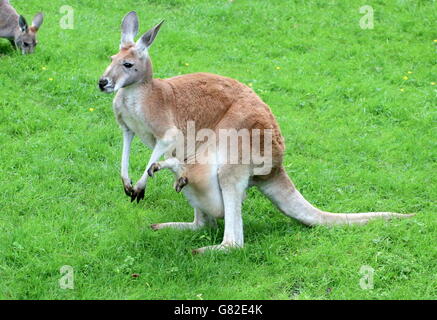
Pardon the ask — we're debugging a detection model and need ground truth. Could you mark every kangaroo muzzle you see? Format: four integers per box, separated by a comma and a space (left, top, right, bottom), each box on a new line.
98, 77, 114, 92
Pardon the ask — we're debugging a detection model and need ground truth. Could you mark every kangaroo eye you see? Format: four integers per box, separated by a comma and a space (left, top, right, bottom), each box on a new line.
123, 62, 134, 69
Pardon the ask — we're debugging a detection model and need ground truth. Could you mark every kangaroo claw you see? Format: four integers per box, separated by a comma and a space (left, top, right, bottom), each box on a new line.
175, 177, 188, 193
131, 187, 145, 203
147, 163, 161, 178
122, 178, 134, 197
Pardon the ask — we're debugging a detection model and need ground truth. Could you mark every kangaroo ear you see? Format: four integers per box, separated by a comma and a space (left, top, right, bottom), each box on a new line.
31, 13, 44, 32
136, 20, 164, 52
121, 11, 139, 48
18, 15, 28, 32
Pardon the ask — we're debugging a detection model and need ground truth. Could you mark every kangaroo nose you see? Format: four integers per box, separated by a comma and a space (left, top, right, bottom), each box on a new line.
99, 78, 109, 90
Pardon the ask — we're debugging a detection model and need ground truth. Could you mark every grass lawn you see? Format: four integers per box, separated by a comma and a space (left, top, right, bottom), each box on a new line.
0, 0, 436, 300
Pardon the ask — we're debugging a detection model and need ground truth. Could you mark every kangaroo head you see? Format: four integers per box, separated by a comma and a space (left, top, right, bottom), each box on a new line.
15, 13, 44, 54
99, 11, 164, 93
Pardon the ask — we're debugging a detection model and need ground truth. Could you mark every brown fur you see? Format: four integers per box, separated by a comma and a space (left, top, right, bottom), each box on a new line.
100, 13, 413, 252
126, 67, 285, 171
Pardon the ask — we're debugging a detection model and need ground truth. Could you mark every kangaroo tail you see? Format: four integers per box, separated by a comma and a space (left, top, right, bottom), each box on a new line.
257, 167, 414, 226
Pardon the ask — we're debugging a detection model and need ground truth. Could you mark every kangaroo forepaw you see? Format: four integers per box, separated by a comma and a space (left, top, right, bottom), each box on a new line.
130, 186, 145, 203
147, 163, 161, 178
175, 177, 189, 193
122, 178, 134, 197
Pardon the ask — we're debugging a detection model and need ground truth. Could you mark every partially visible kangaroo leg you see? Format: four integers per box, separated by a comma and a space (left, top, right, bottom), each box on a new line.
149, 158, 216, 230
151, 208, 217, 231
257, 167, 414, 226
193, 165, 249, 254
148, 158, 189, 192
148, 158, 184, 177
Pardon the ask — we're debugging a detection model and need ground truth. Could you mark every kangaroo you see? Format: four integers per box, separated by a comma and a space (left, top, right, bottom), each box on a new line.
0, 0, 43, 54
99, 12, 413, 254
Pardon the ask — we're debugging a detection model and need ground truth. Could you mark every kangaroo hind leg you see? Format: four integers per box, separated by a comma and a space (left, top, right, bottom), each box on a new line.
193, 165, 250, 254
151, 208, 217, 231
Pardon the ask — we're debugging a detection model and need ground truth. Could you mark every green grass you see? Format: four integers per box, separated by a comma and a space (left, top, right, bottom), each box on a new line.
0, 0, 436, 300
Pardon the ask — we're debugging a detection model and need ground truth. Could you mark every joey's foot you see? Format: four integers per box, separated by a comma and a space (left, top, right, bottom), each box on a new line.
147, 163, 161, 178
175, 177, 189, 193
130, 185, 145, 203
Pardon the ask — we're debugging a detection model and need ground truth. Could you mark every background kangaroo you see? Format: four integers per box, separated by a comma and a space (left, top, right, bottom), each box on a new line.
0, 0, 43, 54
99, 12, 413, 253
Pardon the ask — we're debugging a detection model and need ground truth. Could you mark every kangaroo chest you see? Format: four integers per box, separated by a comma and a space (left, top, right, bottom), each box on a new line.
115, 91, 156, 148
